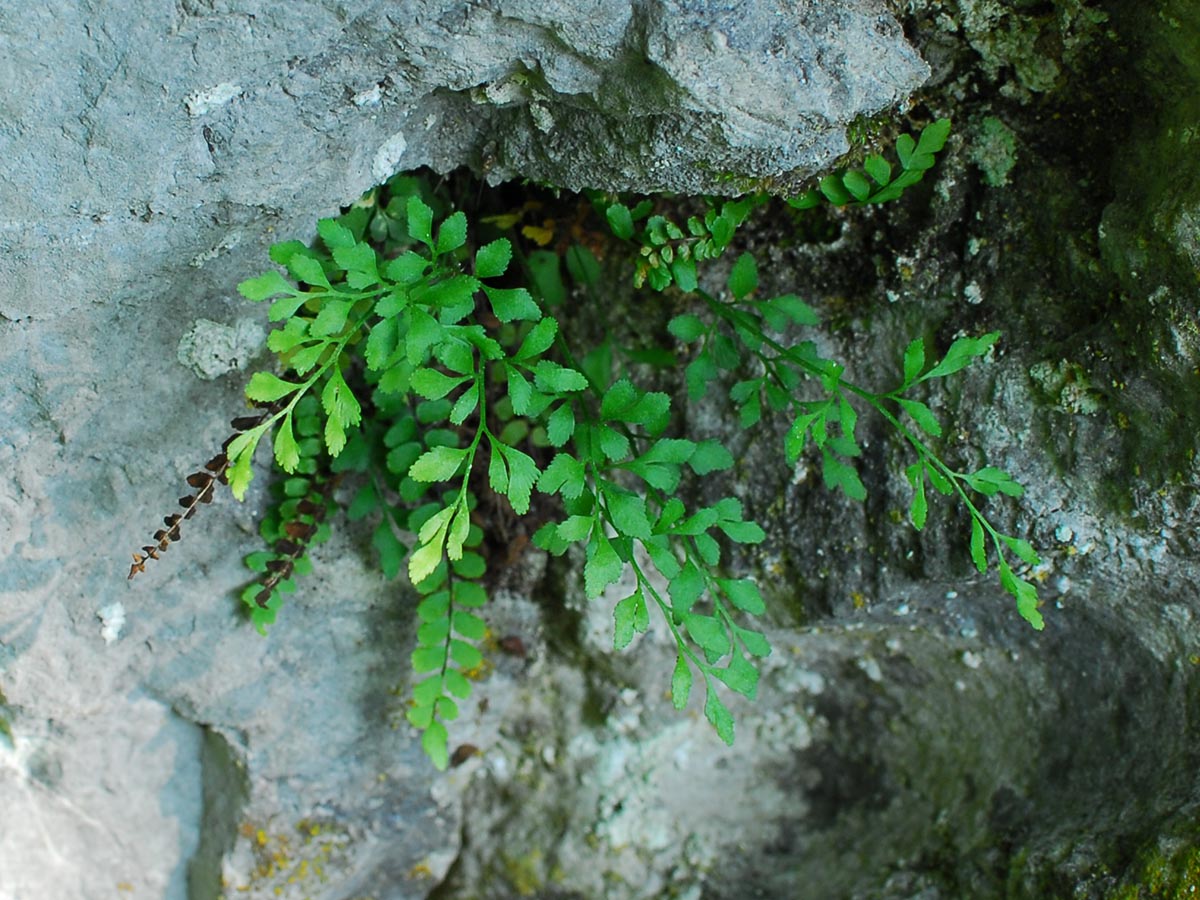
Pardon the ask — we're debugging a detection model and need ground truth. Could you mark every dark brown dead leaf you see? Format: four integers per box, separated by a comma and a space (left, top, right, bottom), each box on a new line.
499, 635, 527, 658
284, 522, 315, 540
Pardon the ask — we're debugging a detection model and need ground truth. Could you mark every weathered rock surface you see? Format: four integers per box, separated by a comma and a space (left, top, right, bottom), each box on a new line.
3, 0, 1200, 899
0, 0, 926, 321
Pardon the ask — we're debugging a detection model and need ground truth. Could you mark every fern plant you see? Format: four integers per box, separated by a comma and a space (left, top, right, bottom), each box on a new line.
131, 117, 1044, 768
598, 118, 953, 293
664, 254, 1043, 628
787, 117, 953, 208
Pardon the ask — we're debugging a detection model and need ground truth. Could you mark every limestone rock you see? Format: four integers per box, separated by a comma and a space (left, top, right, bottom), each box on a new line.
0, 0, 927, 321
3, 1, 1200, 899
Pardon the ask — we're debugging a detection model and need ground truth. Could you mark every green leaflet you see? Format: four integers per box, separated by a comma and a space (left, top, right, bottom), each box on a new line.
923, 332, 1000, 381
475, 238, 511, 278
718, 578, 765, 615
822, 450, 867, 501
246, 372, 302, 402
436, 211, 468, 255
685, 613, 730, 660
970, 515, 988, 572
411, 367, 471, 400
385, 252, 428, 284
896, 398, 941, 437
668, 562, 705, 614
863, 154, 891, 186
905, 462, 928, 530
613, 588, 649, 650
687, 440, 733, 475
286, 253, 330, 288
671, 656, 693, 709
533, 360, 588, 393
272, 414, 300, 472
333, 243, 379, 288
585, 536, 624, 598
728, 253, 758, 299
487, 286, 541, 323
669, 314, 706, 342
238, 269, 295, 302
538, 453, 587, 499
902, 338, 926, 385
603, 486, 653, 540
494, 441, 539, 515
715, 654, 759, 700
704, 686, 735, 745
407, 195, 434, 247
516, 317, 557, 361
606, 203, 634, 240
317, 217, 355, 251
546, 403, 575, 447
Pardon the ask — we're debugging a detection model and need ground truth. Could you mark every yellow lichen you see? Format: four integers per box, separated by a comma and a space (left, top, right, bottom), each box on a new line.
502, 849, 545, 896
408, 861, 435, 880
464, 658, 495, 681
226, 818, 349, 894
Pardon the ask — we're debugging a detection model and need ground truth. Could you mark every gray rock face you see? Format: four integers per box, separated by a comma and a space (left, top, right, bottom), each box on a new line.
0, 0, 926, 321
4, 0, 1200, 899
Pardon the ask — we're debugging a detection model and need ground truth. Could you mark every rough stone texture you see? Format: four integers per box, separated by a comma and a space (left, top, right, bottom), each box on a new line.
4, 1, 1200, 899
0, 0, 926, 321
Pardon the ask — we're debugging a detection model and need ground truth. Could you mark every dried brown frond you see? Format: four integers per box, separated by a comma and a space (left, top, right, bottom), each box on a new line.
127, 405, 280, 579
250, 472, 339, 607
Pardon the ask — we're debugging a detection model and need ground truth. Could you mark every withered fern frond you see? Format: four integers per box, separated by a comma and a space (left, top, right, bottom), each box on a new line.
128, 405, 280, 579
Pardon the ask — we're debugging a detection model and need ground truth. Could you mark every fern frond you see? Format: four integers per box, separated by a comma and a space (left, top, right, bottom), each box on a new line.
128, 405, 281, 578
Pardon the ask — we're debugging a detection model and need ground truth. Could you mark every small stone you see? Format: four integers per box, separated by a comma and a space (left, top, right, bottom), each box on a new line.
97, 602, 126, 644
372, 131, 408, 183
176, 318, 265, 381
185, 82, 241, 117
858, 658, 883, 682
352, 84, 382, 107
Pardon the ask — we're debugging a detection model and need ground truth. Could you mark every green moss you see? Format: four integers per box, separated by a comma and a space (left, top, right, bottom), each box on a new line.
1099, 0, 1200, 295
931, 0, 1109, 97
1107, 833, 1200, 898
971, 116, 1019, 187
1028, 359, 1102, 415
845, 111, 895, 149
501, 848, 545, 896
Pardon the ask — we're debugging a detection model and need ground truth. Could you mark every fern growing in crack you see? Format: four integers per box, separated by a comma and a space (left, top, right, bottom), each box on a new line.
666, 253, 1044, 628
131, 117, 1045, 770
